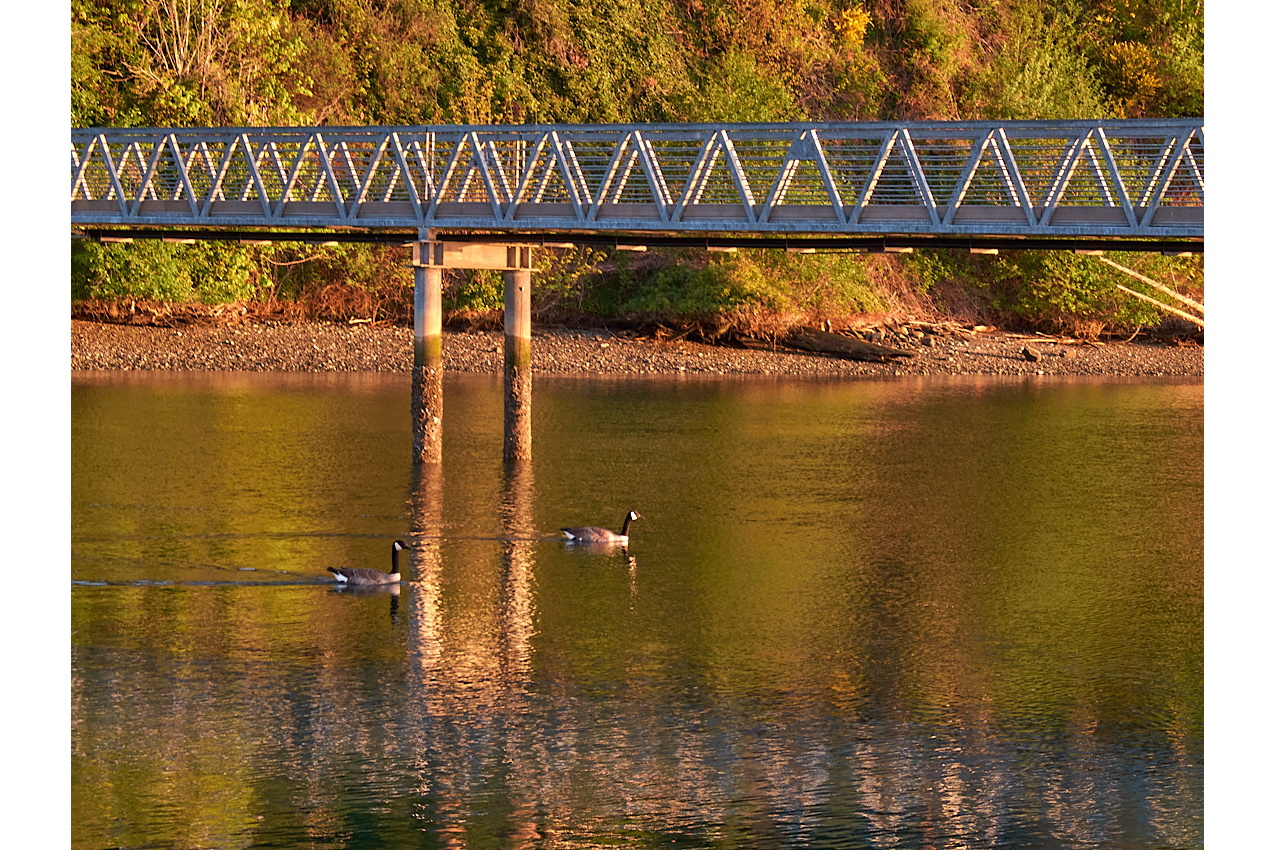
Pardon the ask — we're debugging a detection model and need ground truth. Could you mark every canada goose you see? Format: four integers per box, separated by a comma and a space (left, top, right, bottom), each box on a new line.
327, 540, 410, 585
561, 511, 642, 544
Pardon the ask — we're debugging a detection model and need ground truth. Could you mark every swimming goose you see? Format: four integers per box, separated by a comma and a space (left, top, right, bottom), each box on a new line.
561, 511, 642, 544
327, 540, 410, 585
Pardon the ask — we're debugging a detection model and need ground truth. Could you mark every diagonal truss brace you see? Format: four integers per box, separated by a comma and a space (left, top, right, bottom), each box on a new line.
70, 121, 1204, 238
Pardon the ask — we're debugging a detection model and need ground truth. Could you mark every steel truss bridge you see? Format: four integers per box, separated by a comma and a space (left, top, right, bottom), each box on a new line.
71, 119, 1203, 252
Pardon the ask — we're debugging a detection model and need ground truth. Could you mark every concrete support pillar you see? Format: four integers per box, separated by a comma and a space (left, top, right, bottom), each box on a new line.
503, 248, 533, 461
410, 239, 533, 463
412, 259, 444, 464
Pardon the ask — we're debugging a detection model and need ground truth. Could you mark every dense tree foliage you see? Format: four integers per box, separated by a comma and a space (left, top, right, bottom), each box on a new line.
71, 0, 1204, 334
72, 0, 1203, 126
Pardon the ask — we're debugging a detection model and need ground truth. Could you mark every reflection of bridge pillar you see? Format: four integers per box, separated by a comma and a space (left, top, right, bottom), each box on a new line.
500, 459, 537, 678
503, 246, 534, 461
407, 460, 444, 671
411, 251, 444, 464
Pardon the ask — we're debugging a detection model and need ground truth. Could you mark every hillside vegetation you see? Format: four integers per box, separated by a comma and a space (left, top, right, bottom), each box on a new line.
71, 0, 1204, 337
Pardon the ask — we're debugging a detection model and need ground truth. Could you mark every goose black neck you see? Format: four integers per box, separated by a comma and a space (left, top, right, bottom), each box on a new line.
621, 514, 633, 536
391, 544, 401, 573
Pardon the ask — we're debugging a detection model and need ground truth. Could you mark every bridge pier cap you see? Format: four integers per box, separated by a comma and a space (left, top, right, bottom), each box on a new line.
411, 241, 534, 272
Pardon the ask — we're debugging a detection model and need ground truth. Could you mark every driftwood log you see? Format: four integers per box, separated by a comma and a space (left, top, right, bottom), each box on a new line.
781, 327, 915, 362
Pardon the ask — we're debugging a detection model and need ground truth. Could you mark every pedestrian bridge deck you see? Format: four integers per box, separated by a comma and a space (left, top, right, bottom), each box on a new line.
72, 119, 1203, 245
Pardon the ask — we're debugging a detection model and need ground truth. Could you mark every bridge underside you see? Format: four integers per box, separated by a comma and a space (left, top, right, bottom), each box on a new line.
71, 225, 1201, 255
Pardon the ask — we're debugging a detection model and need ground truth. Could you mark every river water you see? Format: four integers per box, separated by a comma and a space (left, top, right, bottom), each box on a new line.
71, 372, 1202, 849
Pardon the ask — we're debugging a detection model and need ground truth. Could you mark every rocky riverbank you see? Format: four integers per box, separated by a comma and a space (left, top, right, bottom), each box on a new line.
71, 318, 1203, 378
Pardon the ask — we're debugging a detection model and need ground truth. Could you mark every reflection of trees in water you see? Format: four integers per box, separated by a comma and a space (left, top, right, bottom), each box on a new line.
332, 581, 399, 624
70, 376, 1203, 847
388, 451, 1200, 844
71, 578, 1201, 846
72, 457, 1201, 848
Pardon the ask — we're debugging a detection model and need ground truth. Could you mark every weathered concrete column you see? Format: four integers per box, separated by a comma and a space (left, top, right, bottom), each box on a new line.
411, 243, 444, 464
410, 240, 532, 462
503, 246, 534, 461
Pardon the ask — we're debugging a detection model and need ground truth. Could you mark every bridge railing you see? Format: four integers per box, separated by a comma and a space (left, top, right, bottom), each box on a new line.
71, 120, 1203, 238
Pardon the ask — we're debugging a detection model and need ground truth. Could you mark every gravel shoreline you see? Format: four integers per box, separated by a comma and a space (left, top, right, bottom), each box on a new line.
71, 319, 1203, 379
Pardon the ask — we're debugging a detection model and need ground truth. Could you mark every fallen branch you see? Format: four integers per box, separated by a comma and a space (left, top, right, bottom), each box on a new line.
1112, 282, 1205, 328
782, 327, 914, 362
265, 254, 326, 267
1098, 256, 1204, 315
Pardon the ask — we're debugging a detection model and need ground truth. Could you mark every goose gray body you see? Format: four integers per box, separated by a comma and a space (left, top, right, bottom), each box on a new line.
561, 511, 642, 544
328, 540, 409, 585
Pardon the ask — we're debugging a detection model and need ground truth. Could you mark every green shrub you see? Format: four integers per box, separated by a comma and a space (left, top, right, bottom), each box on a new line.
578, 248, 885, 322
983, 3, 1108, 119
190, 245, 256, 304
263, 243, 410, 301
678, 52, 802, 122
72, 241, 255, 303
616, 257, 756, 317
528, 247, 611, 317
895, 248, 1203, 334
988, 251, 1166, 331
446, 269, 505, 313
746, 250, 885, 314
73, 240, 190, 302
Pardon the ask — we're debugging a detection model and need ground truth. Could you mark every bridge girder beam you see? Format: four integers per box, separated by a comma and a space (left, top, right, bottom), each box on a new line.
72, 227, 1203, 255
72, 120, 1204, 243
